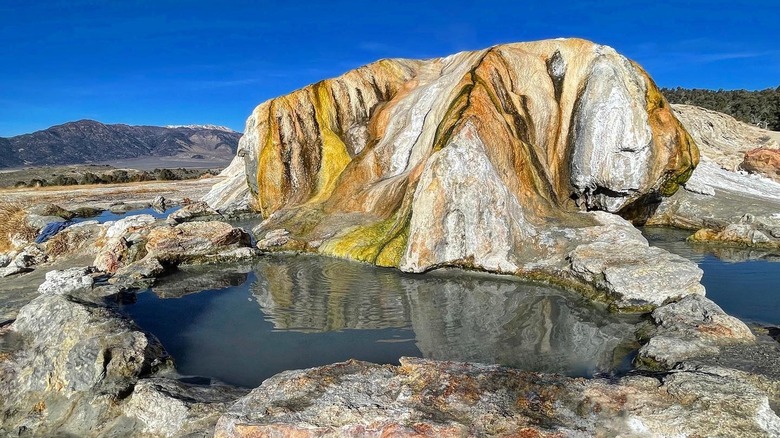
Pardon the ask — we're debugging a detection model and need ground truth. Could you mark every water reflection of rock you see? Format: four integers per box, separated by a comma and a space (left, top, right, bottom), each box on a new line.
250, 255, 411, 332
403, 273, 640, 375
152, 264, 251, 298
643, 226, 780, 263
250, 255, 639, 375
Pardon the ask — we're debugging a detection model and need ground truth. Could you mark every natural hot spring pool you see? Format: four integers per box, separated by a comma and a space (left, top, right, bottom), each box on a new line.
643, 227, 780, 326
121, 254, 641, 388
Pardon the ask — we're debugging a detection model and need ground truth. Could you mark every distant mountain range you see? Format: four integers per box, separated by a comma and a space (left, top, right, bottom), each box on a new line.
0, 120, 242, 168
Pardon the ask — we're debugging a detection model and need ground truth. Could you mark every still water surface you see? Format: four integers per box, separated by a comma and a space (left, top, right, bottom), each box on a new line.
74, 206, 180, 224
643, 227, 780, 326
122, 255, 640, 388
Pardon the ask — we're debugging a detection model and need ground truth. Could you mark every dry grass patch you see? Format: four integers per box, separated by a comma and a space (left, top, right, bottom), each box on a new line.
45, 231, 71, 258
45, 223, 100, 259
0, 201, 37, 252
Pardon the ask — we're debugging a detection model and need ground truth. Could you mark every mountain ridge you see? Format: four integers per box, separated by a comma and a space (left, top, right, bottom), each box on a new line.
0, 119, 242, 168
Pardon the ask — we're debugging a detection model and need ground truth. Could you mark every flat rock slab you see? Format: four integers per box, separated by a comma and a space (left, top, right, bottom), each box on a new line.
215, 357, 780, 437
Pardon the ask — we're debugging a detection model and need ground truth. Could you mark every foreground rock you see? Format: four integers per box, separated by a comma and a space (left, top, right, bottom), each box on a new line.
206, 38, 700, 310
0, 269, 247, 437
0, 279, 169, 436
0, 263, 776, 437
215, 357, 780, 437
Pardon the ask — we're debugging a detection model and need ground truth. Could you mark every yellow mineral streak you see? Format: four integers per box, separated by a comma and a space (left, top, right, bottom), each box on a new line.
319, 211, 410, 267
307, 83, 352, 204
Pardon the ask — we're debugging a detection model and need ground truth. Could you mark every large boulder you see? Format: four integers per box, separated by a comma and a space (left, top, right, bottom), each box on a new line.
93, 214, 158, 273
0, 290, 170, 436
742, 147, 780, 181
204, 39, 700, 309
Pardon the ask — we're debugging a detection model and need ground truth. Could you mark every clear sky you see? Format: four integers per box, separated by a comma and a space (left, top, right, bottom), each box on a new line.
1, 0, 778, 136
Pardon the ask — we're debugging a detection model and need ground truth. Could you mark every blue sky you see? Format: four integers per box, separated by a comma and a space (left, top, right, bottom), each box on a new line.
1, 0, 778, 136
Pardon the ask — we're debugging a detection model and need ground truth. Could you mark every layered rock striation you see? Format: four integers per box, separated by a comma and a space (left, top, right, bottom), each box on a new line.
206, 38, 700, 310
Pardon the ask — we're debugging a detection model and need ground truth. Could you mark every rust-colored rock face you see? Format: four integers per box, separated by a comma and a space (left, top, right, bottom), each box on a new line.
205, 39, 701, 310
741, 148, 780, 181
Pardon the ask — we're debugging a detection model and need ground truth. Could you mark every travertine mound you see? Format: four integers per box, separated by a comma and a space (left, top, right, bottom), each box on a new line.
672, 104, 779, 171
206, 39, 701, 309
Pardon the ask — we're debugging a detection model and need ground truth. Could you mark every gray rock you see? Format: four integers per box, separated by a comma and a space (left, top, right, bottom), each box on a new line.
108, 202, 136, 214
37, 267, 96, 295
26, 203, 75, 220
25, 214, 66, 231
0, 293, 171, 437
124, 378, 247, 437
151, 195, 167, 213
166, 201, 219, 226
637, 294, 755, 368
0, 245, 46, 277
215, 357, 780, 437
567, 241, 705, 309
0, 252, 11, 268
